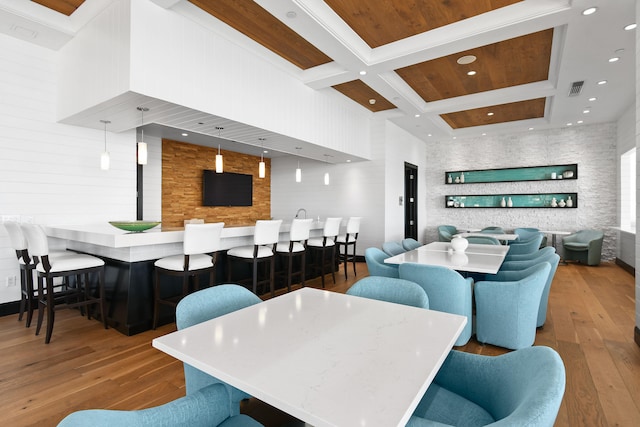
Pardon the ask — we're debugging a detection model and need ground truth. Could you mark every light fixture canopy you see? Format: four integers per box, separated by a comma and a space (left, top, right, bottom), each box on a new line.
137, 107, 149, 165
215, 126, 224, 173
100, 119, 110, 171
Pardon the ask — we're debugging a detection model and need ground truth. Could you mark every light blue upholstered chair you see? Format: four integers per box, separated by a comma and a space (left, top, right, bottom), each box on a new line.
437, 225, 457, 242
515, 227, 548, 247
57, 383, 263, 427
402, 238, 422, 251
466, 235, 500, 245
488, 253, 560, 327
505, 246, 556, 262
382, 241, 406, 256
176, 284, 262, 415
364, 247, 399, 278
562, 229, 604, 266
475, 262, 550, 349
480, 226, 504, 234
398, 263, 473, 346
346, 276, 429, 309
506, 232, 544, 256
406, 346, 565, 427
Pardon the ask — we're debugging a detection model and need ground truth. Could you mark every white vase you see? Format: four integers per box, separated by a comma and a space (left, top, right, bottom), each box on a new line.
507, 197, 513, 207
460, 172, 465, 183
566, 196, 573, 207
450, 236, 469, 252
551, 197, 557, 207
558, 199, 566, 208
500, 197, 506, 207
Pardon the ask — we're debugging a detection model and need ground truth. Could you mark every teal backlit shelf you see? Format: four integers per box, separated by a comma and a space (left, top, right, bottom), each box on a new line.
445, 164, 577, 184
445, 193, 578, 209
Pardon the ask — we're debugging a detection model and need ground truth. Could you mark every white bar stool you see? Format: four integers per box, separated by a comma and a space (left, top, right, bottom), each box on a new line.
22, 224, 106, 344
307, 217, 342, 288
336, 217, 361, 279
153, 222, 224, 329
227, 220, 282, 296
275, 218, 313, 292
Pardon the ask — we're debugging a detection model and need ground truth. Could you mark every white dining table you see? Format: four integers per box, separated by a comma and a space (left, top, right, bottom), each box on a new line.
454, 232, 519, 241
152, 287, 467, 427
384, 241, 510, 274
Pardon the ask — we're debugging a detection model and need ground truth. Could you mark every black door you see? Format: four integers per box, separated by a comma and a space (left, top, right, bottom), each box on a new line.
404, 162, 418, 239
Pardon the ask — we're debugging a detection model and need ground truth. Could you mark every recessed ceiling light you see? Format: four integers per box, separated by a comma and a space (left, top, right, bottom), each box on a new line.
481, 133, 487, 136
427, 134, 432, 137
457, 55, 477, 65
359, 70, 367, 76
487, 112, 494, 116
583, 109, 590, 114
597, 80, 607, 85
577, 120, 584, 124
609, 57, 620, 63
582, 7, 597, 16
414, 114, 420, 118
369, 99, 376, 105
589, 97, 597, 101
452, 136, 457, 140
286, 11, 297, 19
181, 133, 188, 136
263, 150, 269, 154
624, 23, 637, 31
528, 127, 534, 131
346, 159, 351, 163
467, 70, 476, 76
567, 123, 573, 126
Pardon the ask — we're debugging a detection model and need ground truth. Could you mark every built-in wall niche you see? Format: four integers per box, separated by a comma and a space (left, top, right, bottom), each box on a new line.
445, 193, 578, 209
445, 164, 578, 184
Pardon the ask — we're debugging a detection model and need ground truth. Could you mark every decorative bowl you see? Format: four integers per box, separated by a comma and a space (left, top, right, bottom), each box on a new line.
109, 221, 161, 233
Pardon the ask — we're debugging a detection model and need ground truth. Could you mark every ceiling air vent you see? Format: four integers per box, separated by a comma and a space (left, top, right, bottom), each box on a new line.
568, 81, 584, 97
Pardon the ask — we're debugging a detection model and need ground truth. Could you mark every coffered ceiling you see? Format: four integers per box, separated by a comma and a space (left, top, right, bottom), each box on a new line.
1, 0, 636, 157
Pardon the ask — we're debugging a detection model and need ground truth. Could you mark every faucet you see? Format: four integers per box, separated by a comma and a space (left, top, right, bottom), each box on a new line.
295, 208, 307, 219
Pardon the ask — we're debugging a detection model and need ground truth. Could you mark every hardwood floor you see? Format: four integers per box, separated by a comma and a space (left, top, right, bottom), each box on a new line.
1, 261, 638, 426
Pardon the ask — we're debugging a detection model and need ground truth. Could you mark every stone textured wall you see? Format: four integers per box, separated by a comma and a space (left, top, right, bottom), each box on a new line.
425, 123, 617, 261
161, 139, 270, 227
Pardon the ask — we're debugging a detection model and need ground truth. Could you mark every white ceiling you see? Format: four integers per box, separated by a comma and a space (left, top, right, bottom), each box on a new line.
0, 0, 636, 161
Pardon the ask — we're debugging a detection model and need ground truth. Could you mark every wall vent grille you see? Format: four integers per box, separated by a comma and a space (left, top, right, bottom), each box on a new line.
569, 81, 584, 97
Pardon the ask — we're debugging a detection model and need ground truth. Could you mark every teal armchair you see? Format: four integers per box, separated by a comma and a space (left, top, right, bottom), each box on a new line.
402, 238, 422, 251
437, 225, 458, 242
382, 241, 406, 256
399, 263, 473, 346
57, 383, 263, 427
346, 276, 429, 308
475, 262, 550, 349
365, 247, 400, 278
514, 227, 548, 248
505, 246, 556, 262
407, 346, 565, 427
176, 284, 262, 415
506, 233, 544, 256
562, 229, 604, 265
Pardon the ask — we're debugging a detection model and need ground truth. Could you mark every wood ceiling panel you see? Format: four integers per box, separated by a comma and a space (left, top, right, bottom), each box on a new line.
332, 80, 396, 112
324, 0, 522, 48
396, 29, 553, 102
31, 0, 84, 16
189, 0, 333, 70
441, 98, 546, 129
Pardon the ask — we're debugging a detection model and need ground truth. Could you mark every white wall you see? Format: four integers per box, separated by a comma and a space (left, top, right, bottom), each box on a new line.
271, 118, 428, 254
0, 33, 137, 304
425, 123, 618, 260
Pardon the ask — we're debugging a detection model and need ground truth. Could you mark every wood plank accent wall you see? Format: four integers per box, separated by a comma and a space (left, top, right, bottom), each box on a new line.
161, 139, 270, 227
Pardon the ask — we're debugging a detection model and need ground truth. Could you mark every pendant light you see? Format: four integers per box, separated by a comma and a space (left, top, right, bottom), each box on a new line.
100, 120, 111, 170
136, 107, 149, 165
323, 154, 330, 186
215, 126, 224, 173
295, 147, 302, 182
258, 138, 266, 179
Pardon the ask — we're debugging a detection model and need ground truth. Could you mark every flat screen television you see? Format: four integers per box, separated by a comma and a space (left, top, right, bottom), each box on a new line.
202, 170, 253, 206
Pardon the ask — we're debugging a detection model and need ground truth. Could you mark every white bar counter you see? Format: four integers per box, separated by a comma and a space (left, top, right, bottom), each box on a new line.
45, 221, 325, 263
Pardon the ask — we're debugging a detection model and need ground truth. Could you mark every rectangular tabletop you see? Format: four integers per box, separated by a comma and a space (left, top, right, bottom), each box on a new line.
153, 288, 466, 427
384, 242, 509, 274
454, 232, 519, 241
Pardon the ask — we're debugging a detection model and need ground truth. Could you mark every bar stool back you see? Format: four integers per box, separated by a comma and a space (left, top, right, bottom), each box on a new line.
275, 218, 313, 292
22, 224, 106, 343
153, 222, 224, 329
336, 217, 361, 279
227, 220, 282, 296
4, 222, 36, 327
307, 217, 342, 288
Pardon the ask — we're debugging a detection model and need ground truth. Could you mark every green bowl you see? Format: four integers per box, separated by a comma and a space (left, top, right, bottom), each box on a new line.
109, 221, 161, 232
